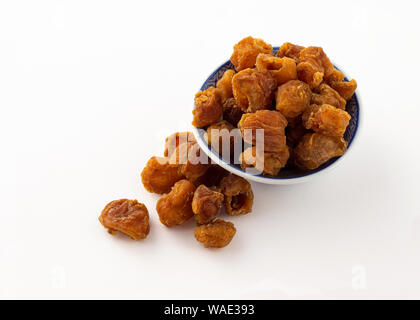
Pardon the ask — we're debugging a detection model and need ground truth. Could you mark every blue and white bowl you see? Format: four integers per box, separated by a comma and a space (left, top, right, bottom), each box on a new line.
192, 47, 361, 185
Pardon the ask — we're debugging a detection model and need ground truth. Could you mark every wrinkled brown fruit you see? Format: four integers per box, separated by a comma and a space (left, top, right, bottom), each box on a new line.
220, 174, 254, 216
302, 104, 351, 137
192, 185, 224, 225
256, 53, 297, 86
294, 133, 347, 170
156, 180, 196, 227
275, 80, 311, 122
232, 68, 277, 113
141, 156, 184, 194
241, 146, 289, 176
194, 219, 236, 248
216, 69, 235, 104
99, 199, 150, 240
192, 87, 223, 128
230, 36, 273, 71
238, 110, 288, 153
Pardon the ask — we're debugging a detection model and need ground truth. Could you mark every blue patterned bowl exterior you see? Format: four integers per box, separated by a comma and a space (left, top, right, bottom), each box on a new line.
194, 47, 360, 182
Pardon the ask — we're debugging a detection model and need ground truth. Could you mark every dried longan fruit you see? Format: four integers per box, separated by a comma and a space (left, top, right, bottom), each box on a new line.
141, 156, 184, 194
192, 87, 223, 128
256, 53, 297, 86
164, 132, 196, 158
230, 36, 273, 71
302, 104, 351, 137
194, 219, 236, 248
232, 68, 277, 113
156, 179, 196, 227
99, 199, 150, 240
219, 174, 253, 216
293, 133, 347, 170
204, 120, 239, 156
241, 146, 289, 176
238, 110, 288, 153
276, 42, 305, 63
330, 79, 357, 100
222, 98, 244, 127
311, 83, 346, 110
192, 185, 224, 225
275, 80, 311, 122
216, 69, 235, 104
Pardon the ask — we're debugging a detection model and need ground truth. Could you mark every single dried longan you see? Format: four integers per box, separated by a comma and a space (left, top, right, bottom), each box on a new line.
219, 174, 254, 216
311, 83, 346, 110
192, 87, 223, 128
302, 104, 351, 137
297, 47, 344, 89
156, 180, 196, 227
192, 185, 224, 225
275, 80, 311, 122
194, 219, 236, 248
141, 156, 184, 194
169, 142, 210, 184
276, 42, 305, 63
256, 53, 297, 86
216, 69, 235, 104
222, 98, 244, 126
294, 133, 347, 170
204, 120, 238, 156
330, 79, 357, 100
241, 146, 290, 176
99, 199, 150, 240
232, 68, 277, 113
230, 36, 273, 71
238, 110, 288, 153
164, 132, 196, 158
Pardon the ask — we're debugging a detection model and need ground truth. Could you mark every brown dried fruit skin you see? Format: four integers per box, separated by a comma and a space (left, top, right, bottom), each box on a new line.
141, 156, 184, 194
230, 36, 273, 71
220, 174, 254, 216
238, 110, 288, 153
216, 69, 235, 104
311, 83, 346, 110
241, 146, 290, 176
232, 68, 277, 113
204, 120, 238, 156
330, 79, 357, 101
297, 47, 344, 89
256, 53, 297, 86
156, 180, 196, 227
222, 98, 244, 127
275, 80, 311, 122
192, 87, 223, 128
302, 104, 351, 137
276, 42, 305, 63
99, 199, 150, 240
194, 219, 236, 248
192, 185, 224, 225
169, 142, 210, 184
164, 132, 196, 158
293, 133, 347, 170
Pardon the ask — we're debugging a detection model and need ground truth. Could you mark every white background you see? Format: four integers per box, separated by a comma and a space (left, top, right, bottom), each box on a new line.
1, 0, 419, 299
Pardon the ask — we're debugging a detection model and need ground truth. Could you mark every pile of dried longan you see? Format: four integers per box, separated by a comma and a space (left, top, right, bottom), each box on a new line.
98, 37, 358, 248
193, 37, 357, 175
99, 132, 254, 248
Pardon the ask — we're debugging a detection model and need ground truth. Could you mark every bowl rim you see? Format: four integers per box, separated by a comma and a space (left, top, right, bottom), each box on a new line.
192, 56, 362, 185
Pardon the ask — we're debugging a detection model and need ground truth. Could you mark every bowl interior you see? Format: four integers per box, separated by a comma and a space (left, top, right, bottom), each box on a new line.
193, 47, 360, 183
